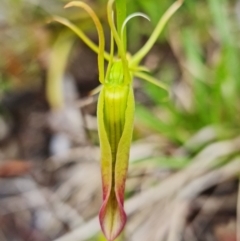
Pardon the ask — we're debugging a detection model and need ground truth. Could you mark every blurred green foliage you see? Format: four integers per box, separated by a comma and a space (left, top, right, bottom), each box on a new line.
134, 0, 240, 145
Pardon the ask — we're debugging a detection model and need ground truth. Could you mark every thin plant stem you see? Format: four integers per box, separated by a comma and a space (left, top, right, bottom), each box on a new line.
107, 0, 130, 84
106, 31, 115, 80
115, 0, 127, 52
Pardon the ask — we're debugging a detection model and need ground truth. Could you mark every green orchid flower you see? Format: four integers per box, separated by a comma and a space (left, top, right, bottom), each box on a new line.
54, 0, 182, 240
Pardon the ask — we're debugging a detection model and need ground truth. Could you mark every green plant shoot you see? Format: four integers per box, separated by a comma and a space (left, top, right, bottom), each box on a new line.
54, 0, 182, 240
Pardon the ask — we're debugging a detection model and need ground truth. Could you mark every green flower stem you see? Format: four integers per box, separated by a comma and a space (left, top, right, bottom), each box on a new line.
115, 0, 127, 51
106, 32, 115, 80
107, 0, 130, 84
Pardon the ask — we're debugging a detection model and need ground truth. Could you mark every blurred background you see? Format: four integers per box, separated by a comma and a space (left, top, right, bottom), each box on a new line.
0, 0, 240, 240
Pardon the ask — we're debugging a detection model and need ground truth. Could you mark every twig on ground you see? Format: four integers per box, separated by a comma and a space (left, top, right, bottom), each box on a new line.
0, 230, 8, 241
167, 200, 189, 241
45, 146, 99, 171
75, 95, 98, 108
184, 226, 198, 241
237, 179, 240, 241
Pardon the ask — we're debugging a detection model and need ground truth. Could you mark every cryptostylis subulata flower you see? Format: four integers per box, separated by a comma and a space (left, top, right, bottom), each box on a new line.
54, 0, 182, 240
